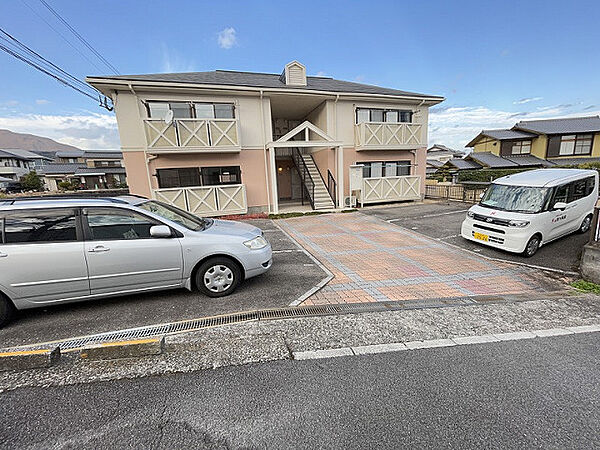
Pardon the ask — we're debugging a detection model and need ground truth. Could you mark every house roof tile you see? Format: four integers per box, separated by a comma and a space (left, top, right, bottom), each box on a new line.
514, 116, 600, 135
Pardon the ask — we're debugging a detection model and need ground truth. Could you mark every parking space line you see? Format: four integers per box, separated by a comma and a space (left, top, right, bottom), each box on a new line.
386, 209, 470, 223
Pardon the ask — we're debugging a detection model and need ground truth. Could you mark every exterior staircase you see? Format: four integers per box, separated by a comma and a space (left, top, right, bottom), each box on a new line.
291, 149, 336, 210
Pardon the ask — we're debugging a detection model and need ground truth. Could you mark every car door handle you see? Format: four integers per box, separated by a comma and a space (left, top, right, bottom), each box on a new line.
0, 252, 7, 258
88, 245, 110, 253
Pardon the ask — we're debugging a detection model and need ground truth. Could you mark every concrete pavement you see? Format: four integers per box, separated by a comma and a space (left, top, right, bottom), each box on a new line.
2, 332, 599, 449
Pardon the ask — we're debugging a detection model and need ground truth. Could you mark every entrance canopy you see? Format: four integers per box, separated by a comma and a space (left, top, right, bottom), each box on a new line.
267, 120, 342, 149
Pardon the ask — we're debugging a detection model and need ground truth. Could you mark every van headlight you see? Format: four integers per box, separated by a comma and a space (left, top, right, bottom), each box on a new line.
244, 236, 268, 249
467, 211, 475, 218
508, 220, 530, 228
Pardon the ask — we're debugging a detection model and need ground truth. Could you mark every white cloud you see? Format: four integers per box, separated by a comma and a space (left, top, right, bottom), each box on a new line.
0, 113, 119, 149
513, 97, 543, 105
315, 71, 327, 77
217, 27, 237, 49
35, 99, 50, 105
160, 44, 195, 73
429, 105, 600, 150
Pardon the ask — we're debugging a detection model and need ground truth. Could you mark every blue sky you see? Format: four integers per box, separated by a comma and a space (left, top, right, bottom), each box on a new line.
0, 0, 599, 149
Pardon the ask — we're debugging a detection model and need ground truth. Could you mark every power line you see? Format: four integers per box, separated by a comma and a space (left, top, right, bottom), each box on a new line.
38, 0, 120, 75
20, 0, 106, 74
0, 26, 113, 110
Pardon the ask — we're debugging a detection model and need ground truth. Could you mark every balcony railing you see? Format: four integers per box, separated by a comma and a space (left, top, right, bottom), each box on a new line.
153, 184, 247, 216
144, 118, 241, 153
355, 122, 424, 150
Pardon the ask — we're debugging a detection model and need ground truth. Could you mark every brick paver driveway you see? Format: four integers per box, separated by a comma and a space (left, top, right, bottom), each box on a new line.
279, 212, 560, 306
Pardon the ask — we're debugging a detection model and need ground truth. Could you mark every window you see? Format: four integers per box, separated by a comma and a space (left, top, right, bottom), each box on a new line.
355, 108, 413, 124
138, 200, 205, 231
570, 179, 588, 202
1, 209, 77, 244
553, 184, 570, 205
360, 161, 411, 178
559, 134, 593, 156
156, 168, 201, 188
147, 101, 234, 120
511, 140, 532, 155
85, 208, 159, 241
156, 166, 241, 188
201, 166, 241, 185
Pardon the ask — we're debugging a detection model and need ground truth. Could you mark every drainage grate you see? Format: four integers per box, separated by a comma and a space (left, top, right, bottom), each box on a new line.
3, 292, 557, 353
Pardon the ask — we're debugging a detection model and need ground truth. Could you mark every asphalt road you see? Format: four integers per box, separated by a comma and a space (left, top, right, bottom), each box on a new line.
364, 201, 588, 272
0, 219, 327, 348
1, 333, 598, 449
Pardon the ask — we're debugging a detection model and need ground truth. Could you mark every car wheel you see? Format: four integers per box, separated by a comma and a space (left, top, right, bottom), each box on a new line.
195, 257, 241, 298
0, 293, 15, 328
523, 235, 541, 258
579, 215, 593, 234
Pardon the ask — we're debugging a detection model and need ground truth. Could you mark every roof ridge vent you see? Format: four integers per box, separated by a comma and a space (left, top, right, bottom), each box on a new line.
280, 60, 307, 86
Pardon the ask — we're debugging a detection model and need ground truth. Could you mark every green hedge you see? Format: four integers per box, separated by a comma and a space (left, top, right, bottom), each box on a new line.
457, 168, 532, 183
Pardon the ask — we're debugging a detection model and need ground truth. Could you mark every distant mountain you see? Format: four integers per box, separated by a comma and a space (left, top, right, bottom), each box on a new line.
0, 129, 81, 152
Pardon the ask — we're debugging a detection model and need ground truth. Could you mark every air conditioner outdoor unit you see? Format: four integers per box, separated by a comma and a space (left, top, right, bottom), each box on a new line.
344, 196, 357, 208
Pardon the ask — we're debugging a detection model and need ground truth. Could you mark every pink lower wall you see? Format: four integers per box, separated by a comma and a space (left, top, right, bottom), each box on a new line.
343, 147, 427, 196
123, 149, 270, 209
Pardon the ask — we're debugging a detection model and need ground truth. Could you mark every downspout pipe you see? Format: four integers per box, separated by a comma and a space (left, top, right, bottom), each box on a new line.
260, 90, 272, 214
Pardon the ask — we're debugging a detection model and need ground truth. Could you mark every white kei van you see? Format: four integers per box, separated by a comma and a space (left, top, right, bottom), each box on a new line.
461, 169, 598, 257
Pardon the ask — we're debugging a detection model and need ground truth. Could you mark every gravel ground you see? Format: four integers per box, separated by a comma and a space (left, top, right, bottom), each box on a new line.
1, 294, 599, 392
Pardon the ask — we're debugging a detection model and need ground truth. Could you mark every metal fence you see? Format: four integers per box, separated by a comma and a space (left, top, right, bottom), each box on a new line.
425, 183, 489, 203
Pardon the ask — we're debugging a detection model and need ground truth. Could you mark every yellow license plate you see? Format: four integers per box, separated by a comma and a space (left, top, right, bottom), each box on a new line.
473, 232, 489, 242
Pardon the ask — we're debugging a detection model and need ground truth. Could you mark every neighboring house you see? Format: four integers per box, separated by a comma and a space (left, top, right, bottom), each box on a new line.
38, 150, 126, 191
0, 149, 37, 180
467, 116, 600, 165
0, 148, 53, 169
87, 60, 444, 215
427, 144, 466, 163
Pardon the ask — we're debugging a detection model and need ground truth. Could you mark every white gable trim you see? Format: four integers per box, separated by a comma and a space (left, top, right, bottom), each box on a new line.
268, 121, 342, 148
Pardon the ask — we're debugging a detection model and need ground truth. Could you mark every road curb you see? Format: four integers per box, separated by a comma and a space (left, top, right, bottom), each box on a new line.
0, 347, 60, 371
80, 337, 164, 361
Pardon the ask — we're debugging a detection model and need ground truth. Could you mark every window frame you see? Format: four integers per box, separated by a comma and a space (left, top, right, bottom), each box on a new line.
81, 206, 173, 242
355, 108, 413, 124
146, 101, 236, 120
558, 134, 593, 156
358, 160, 412, 178
511, 140, 532, 155
0, 208, 83, 245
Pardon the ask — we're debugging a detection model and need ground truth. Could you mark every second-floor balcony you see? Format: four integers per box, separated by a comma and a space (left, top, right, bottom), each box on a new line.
355, 122, 424, 150
144, 118, 241, 153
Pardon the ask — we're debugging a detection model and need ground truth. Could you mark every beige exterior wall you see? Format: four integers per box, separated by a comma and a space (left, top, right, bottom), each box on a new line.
530, 135, 547, 158
473, 138, 500, 155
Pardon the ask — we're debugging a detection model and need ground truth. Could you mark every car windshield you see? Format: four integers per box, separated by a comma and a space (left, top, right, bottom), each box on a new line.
137, 200, 206, 231
480, 184, 550, 214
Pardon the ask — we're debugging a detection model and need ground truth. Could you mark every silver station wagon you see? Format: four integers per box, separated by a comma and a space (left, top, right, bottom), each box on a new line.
0, 196, 272, 327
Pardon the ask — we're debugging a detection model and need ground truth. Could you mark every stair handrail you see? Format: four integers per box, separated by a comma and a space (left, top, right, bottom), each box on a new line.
327, 169, 337, 207
291, 148, 315, 208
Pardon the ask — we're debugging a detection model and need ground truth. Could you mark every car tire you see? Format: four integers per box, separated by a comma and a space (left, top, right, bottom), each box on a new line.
578, 214, 593, 234
195, 257, 241, 298
0, 293, 15, 328
523, 235, 541, 258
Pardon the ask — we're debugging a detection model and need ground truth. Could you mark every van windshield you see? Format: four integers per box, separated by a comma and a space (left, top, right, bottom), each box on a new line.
480, 184, 551, 214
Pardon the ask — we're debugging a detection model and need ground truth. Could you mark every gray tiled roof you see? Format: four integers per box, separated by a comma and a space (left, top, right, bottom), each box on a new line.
0, 149, 32, 160
55, 150, 85, 158
83, 151, 123, 159
89, 70, 443, 99
502, 155, 555, 167
38, 163, 83, 174
469, 152, 519, 168
446, 158, 482, 170
482, 129, 537, 140
515, 116, 600, 135
0, 148, 53, 160
426, 159, 446, 168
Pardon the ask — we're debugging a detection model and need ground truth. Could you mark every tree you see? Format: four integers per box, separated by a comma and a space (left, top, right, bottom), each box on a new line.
20, 171, 44, 192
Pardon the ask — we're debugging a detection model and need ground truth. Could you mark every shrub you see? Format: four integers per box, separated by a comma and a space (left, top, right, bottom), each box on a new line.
457, 168, 533, 183
19, 171, 44, 191
57, 180, 80, 191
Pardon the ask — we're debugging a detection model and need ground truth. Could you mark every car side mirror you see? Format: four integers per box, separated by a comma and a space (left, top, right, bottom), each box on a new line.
553, 201, 567, 211
150, 225, 172, 238
479, 192, 484, 199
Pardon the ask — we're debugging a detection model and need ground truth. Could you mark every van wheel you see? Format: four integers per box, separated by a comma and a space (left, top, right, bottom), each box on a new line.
579, 215, 593, 234
0, 293, 15, 328
195, 257, 241, 298
523, 235, 541, 257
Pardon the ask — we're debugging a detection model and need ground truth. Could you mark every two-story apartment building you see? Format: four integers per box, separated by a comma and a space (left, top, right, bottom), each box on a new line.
87, 61, 443, 215
0, 149, 44, 180
467, 116, 600, 166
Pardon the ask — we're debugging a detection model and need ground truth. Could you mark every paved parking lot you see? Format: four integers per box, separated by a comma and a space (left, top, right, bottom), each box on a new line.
0, 219, 327, 348
279, 211, 564, 306
364, 201, 588, 273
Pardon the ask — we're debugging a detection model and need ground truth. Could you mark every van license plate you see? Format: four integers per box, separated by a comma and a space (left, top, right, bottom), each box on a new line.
473, 232, 489, 242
